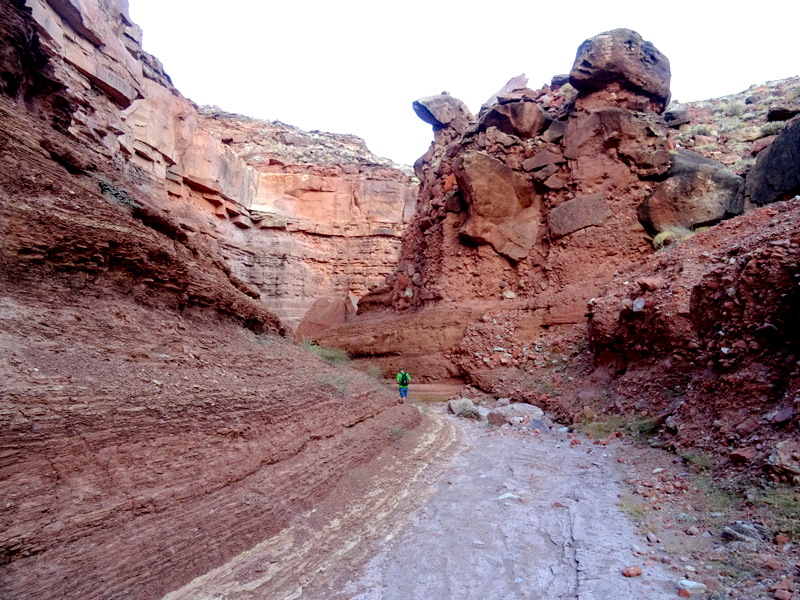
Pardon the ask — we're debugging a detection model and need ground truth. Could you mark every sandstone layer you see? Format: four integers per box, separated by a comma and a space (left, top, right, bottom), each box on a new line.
14, 0, 415, 335
0, 0, 421, 597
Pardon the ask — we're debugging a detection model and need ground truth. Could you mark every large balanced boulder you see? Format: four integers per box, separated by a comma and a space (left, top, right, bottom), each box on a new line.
453, 151, 542, 261
413, 93, 474, 134
638, 150, 744, 234
569, 28, 671, 113
741, 120, 800, 208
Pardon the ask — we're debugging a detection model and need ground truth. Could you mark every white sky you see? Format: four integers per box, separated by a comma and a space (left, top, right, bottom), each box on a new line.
128, 0, 798, 166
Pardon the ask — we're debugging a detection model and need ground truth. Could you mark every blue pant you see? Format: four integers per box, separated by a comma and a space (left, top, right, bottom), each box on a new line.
399, 387, 408, 398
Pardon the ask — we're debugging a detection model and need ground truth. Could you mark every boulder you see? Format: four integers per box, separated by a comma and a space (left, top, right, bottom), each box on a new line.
413, 93, 473, 133
563, 108, 670, 180
479, 100, 548, 139
741, 120, 800, 208
522, 146, 564, 171
454, 151, 542, 261
488, 403, 545, 426
766, 106, 800, 122
448, 397, 479, 418
480, 73, 530, 112
768, 440, 800, 483
569, 28, 671, 112
721, 521, 771, 544
525, 418, 551, 433
295, 296, 357, 340
549, 193, 610, 238
638, 150, 745, 234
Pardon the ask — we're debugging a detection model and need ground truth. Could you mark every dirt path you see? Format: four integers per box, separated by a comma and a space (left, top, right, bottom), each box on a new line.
164, 406, 682, 599
312, 407, 678, 599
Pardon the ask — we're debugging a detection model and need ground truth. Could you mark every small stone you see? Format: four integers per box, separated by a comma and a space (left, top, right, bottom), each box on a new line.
686, 526, 700, 536
764, 557, 784, 570
678, 589, 691, 598
621, 565, 643, 577
646, 532, 659, 543
678, 579, 708, 595
774, 591, 792, 600
771, 579, 794, 591
637, 277, 663, 291
775, 533, 791, 545
729, 447, 757, 463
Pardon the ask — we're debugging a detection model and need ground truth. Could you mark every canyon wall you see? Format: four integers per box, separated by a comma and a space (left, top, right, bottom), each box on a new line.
0, 0, 421, 597
320, 29, 696, 377
17, 0, 415, 334
317, 29, 799, 479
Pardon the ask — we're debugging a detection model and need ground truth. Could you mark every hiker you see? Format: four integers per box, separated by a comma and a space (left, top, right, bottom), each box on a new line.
396, 367, 411, 400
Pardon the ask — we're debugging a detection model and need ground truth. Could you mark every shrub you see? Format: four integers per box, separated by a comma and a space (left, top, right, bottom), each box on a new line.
302, 340, 350, 365
623, 417, 660, 437
761, 121, 786, 136
691, 124, 712, 136
317, 373, 350, 396
365, 364, 383, 379
724, 102, 744, 117
576, 414, 659, 439
754, 485, 800, 537
683, 450, 713, 472
653, 226, 695, 250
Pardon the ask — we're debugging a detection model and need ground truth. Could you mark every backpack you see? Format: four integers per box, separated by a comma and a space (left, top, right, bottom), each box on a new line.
399, 372, 409, 386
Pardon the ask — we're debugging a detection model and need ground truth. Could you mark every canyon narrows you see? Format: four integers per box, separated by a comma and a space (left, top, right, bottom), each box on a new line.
1, 1, 799, 599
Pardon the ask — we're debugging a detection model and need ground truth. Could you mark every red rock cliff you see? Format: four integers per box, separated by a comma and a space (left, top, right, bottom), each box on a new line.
18, 0, 415, 336
0, 0, 421, 597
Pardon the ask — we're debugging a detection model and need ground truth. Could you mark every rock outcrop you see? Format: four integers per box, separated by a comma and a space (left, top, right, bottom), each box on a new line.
0, 0, 421, 598
586, 198, 799, 477
569, 28, 671, 112
14, 0, 415, 334
318, 30, 799, 482
322, 30, 686, 379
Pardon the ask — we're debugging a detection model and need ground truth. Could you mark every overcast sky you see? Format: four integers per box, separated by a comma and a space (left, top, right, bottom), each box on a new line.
128, 0, 798, 166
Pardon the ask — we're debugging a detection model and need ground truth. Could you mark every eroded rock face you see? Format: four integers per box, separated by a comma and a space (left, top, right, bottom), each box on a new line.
15, 0, 416, 333
586, 198, 800, 475
0, 2, 422, 598
454, 151, 541, 261
196, 109, 417, 330
326, 29, 684, 380
569, 28, 671, 113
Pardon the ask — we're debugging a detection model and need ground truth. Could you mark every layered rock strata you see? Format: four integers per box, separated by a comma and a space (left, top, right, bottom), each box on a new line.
0, 0, 421, 597
16, 0, 415, 334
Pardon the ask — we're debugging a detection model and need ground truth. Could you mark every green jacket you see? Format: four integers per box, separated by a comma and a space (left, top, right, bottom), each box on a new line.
396, 372, 411, 387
